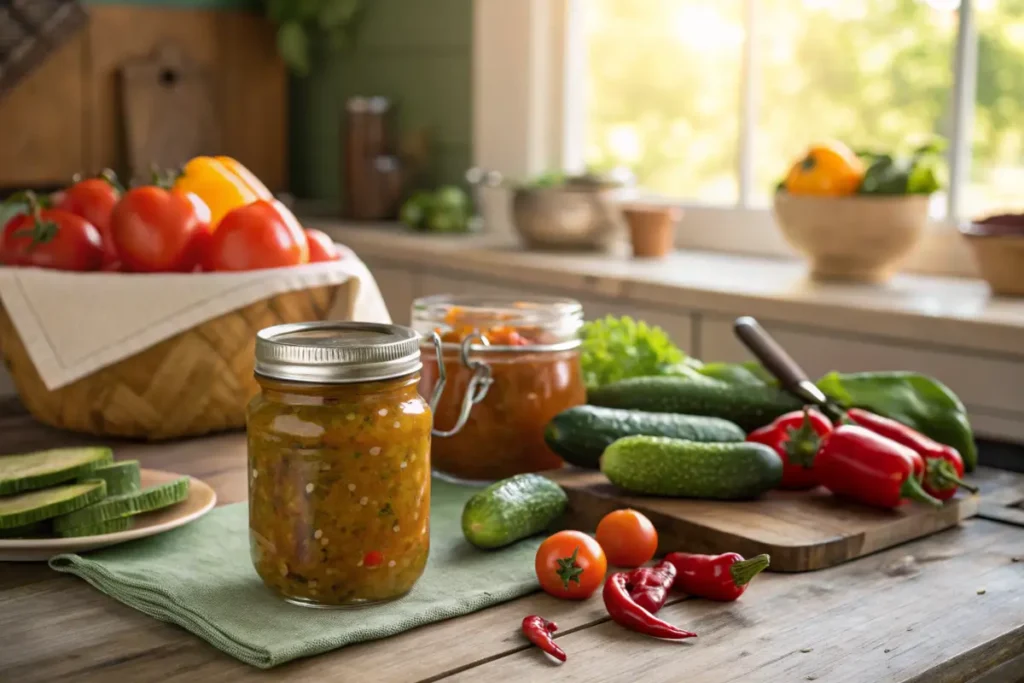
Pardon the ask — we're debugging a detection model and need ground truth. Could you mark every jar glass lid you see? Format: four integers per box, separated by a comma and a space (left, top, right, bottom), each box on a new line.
255, 321, 421, 384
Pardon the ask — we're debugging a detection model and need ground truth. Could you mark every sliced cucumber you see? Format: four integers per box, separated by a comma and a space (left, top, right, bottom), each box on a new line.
0, 448, 113, 495
52, 477, 190, 532
56, 516, 133, 538
85, 460, 141, 496
0, 521, 51, 539
0, 480, 107, 529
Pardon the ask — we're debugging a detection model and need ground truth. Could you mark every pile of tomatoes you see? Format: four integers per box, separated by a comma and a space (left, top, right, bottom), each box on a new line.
0, 177, 341, 273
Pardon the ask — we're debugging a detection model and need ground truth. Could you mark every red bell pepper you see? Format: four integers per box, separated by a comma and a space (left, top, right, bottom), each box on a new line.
521, 615, 566, 663
845, 408, 977, 501
603, 572, 697, 640
815, 425, 941, 509
665, 552, 770, 602
627, 559, 676, 613
747, 408, 832, 489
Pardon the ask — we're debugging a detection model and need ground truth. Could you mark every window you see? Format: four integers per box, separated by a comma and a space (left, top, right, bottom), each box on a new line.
580, 0, 1024, 222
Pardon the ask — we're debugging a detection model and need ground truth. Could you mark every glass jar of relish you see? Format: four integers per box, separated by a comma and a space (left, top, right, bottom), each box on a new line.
247, 322, 433, 608
413, 295, 586, 482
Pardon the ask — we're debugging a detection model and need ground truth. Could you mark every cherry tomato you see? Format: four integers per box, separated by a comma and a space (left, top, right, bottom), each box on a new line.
305, 228, 342, 262
0, 209, 103, 271
535, 530, 607, 600
202, 200, 310, 271
595, 509, 658, 568
110, 187, 211, 272
55, 178, 120, 267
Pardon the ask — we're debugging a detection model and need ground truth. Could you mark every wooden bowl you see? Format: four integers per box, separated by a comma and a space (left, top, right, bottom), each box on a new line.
772, 193, 930, 282
962, 215, 1024, 296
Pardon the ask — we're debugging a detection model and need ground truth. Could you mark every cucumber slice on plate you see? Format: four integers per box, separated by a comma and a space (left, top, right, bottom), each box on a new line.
52, 477, 190, 533
84, 460, 141, 496
0, 480, 108, 530
56, 516, 133, 538
0, 521, 51, 539
0, 447, 113, 495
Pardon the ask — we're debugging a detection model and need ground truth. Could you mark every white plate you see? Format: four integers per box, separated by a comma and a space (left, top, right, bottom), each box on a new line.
0, 469, 217, 562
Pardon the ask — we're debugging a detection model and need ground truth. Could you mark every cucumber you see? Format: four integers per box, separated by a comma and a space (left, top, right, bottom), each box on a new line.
56, 516, 133, 538
0, 447, 113, 495
85, 460, 141, 496
462, 474, 568, 549
602, 436, 783, 500
0, 480, 107, 529
545, 405, 746, 470
588, 376, 802, 432
0, 521, 51, 539
52, 477, 190, 533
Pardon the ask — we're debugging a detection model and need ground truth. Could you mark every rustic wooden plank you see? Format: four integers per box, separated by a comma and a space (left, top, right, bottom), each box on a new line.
0, 430, 602, 683
0, 30, 87, 186
545, 467, 979, 572
213, 11, 287, 192
442, 518, 1024, 683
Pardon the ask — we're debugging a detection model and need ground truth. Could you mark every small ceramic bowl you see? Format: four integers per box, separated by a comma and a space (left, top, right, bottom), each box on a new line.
961, 214, 1024, 297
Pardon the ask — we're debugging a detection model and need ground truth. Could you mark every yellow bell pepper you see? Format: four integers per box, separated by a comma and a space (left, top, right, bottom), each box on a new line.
173, 157, 260, 228
784, 141, 865, 196
215, 156, 273, 200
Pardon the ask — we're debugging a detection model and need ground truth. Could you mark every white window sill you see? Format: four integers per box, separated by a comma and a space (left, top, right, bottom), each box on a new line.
308, 218, 1019, 357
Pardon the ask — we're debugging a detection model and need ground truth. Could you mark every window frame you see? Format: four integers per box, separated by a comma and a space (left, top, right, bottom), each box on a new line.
472, 0, 981, 278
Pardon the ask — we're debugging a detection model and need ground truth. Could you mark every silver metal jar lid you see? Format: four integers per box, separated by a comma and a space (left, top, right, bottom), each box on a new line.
254, 322, 422, 384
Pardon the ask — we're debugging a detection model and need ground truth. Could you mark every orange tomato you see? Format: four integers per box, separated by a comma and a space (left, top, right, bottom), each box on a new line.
595, 509, 658, 568
535, 530, 607, 600
783, 141, 865, 196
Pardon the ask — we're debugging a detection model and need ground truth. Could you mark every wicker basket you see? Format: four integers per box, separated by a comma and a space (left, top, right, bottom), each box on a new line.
0, 286, 338, 440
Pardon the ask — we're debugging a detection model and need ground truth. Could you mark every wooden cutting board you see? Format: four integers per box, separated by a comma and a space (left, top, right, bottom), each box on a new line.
119, 43, 220, 183
543, 468, 979, 572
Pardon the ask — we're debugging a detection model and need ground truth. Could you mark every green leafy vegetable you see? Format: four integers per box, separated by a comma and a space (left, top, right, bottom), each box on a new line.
817, 371, 976, 471
580, 316, 686, 389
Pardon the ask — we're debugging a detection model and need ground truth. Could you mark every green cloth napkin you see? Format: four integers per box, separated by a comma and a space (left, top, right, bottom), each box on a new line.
49, 478, 542, 669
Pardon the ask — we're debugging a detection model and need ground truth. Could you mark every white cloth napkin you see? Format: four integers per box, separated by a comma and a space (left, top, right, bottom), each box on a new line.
0, 245, 391, 391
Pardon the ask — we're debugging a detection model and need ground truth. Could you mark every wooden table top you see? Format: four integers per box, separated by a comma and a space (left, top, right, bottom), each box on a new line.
3, 403, 1024, 683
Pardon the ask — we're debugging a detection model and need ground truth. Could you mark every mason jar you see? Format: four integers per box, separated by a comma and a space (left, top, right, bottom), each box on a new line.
247, 322, 433, 608
413, 295, 586, 482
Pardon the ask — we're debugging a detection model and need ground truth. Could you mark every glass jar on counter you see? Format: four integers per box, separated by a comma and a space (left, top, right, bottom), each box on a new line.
247, 322, 435, 608
413, 295, 586, 482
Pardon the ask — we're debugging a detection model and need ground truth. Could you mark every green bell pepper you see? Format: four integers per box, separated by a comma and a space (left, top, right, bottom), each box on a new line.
817, 371, 977, 471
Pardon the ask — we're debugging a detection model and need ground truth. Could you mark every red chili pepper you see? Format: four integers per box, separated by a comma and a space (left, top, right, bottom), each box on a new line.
815, 424, 941, 509
521, 615, 566, 663
747, 407, 832, 489
603, 572, 697, 640
627, 559, 677, 614
845, 408, 977, 501
665, 552, 770, 602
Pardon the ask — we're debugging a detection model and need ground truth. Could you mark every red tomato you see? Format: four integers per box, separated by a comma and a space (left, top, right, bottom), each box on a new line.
0, 210, 103, 271
305, 228, 341, 262
595, 509, 658, 568
55, 178, 120, 267
535, 530, 607, 600
110, 187, 211, 272
202, 200, 309, 272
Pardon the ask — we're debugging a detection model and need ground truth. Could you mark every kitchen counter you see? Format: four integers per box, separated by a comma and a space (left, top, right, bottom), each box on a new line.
4, 403, 1024, 683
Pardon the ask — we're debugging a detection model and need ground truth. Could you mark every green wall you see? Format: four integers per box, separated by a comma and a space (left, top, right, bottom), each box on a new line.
289, 0, 473, 204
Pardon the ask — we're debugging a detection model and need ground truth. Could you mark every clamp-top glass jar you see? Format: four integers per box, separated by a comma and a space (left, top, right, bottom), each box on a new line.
413, 295, 586, 482
247, 322, 437, 608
